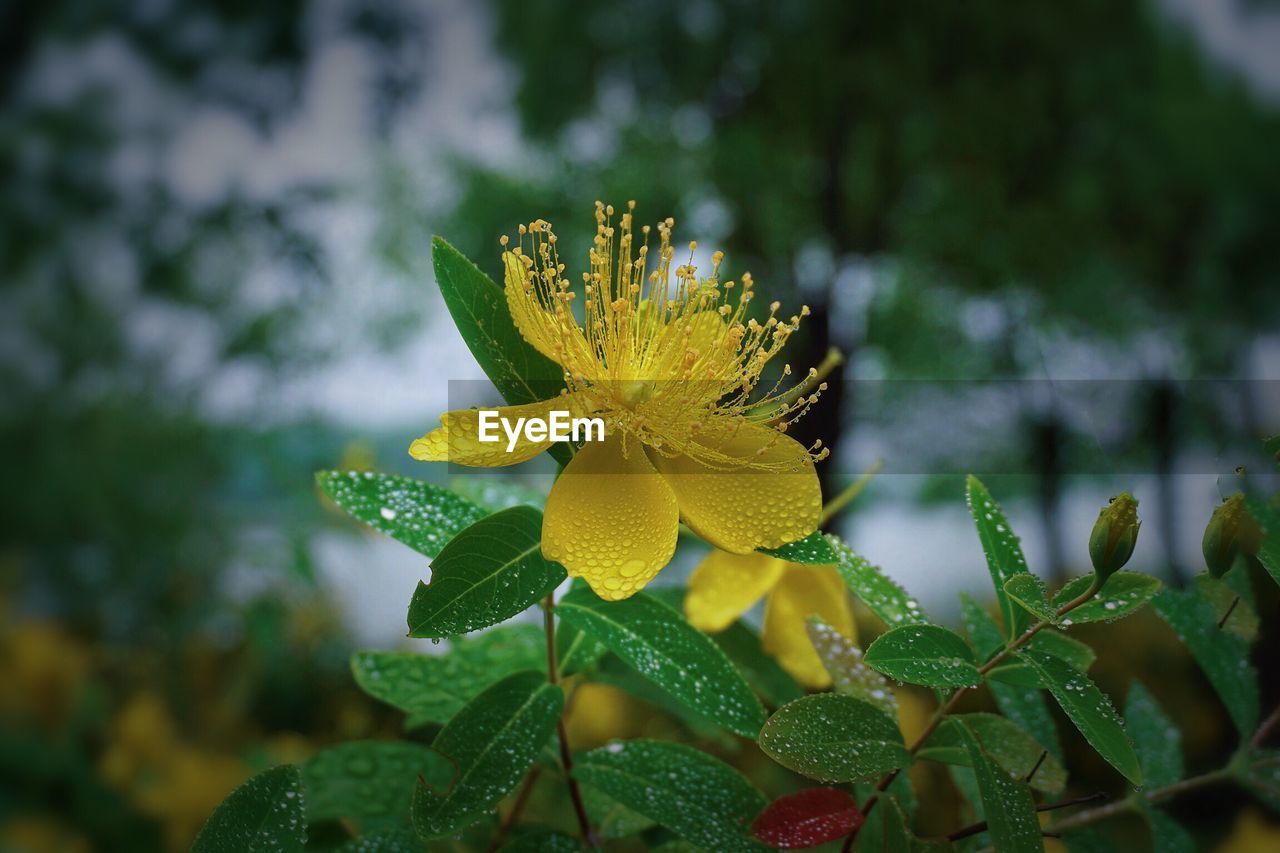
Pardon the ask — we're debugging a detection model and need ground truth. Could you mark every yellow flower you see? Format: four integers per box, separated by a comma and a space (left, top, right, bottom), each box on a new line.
684, 550, 853, 688
413, 202, 826, 600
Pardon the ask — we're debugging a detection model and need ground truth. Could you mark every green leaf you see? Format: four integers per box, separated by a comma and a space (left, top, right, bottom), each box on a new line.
1123, 682, 1183, 789
955, 720, 1044, 853
1003, 573, 1054, 622
869, 795, 954, 852
1197, 569, 1259, 642
1151, 587, 1259, 736
806, 616, 897, 718
412, 671, 562, 838
1143, 807, 1195, 853
334, 826, 421, 852
714, 619, 805, 708
1029, 630, 1096, 672
760, 530, 838, 564
919, 714, 1066, 794
499, 828, 581, 852
1014, 649, 1142, 785
829, 534, 929, 627
556, 587, 766, 737
351, 624, 546, 727
1050, 572, 1161, 624
1242, 750, 1280, 813
590, 656, 734, 743
1245, 495, 1280, 588
865, 624, 982, 688
966, 476, 1034, 639
573, 740, 768, 852
302, 741, 452, 825
580, 783, 656, 839
758, 693, 910, 782
431, 237, 565, 405
988, 631, 1096, 686
192, 765, 306, 853
317, 471, 486, 559
959, 595, 1062, 762
407, 506, 566, 638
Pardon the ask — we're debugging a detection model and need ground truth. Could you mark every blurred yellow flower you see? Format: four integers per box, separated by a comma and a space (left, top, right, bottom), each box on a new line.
563, 682, 649, 749
99, 693, 247, 852
1216, 808, 1280, 853
0, 621, 91, 723
413, 203, 826, 600
684, 551, 853, 688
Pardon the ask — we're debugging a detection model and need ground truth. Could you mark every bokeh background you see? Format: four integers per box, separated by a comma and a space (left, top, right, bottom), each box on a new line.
3, 0, 1279, 849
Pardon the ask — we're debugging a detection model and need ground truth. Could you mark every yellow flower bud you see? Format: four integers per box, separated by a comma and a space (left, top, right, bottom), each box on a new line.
1089, 492, 1141, 581
1202, 492, 1262, 578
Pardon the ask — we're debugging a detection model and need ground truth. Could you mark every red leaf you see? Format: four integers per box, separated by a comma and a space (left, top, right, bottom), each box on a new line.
751, 787, 864, 849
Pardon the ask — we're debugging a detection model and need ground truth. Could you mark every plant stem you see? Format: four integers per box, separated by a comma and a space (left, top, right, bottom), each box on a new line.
943, 792, 1108, 841
1249, 703, 1280, 750
1048, 699, 1280, 835
840, 579, 1102, 852
820, 459, 885, 526
543, 594, 599, 848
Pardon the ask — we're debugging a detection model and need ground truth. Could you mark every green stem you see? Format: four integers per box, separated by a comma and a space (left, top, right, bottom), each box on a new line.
543, 594, 599, 848
820, 459, 885, 526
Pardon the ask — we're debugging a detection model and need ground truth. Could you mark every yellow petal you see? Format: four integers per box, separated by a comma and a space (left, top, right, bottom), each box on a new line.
650, 422, 821, 553
762, 564, 855, 689
542, 433, 679, 600
503, 251, 593, 370
408, 394, 588, 468
684, 551, 785, 633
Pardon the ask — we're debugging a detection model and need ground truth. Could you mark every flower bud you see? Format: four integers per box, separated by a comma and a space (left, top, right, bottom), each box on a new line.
1089, 492, 1141, 581
1202, 492, 1262, 578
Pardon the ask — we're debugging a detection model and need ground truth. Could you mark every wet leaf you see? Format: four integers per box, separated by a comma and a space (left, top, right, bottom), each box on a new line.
1196, 570, 1258, 642
499, 828, 581, 851
955, 720, 1043, 853
580, 783, 656, 839
317, 470, 486, 559
192, 764, 306, 853
988, 631, 1095, 685
431, 237, 568, 465
1244, 495, 1280, 589
333, 826, 420, 852
412, 671, 562, 838
1051, 572, 1160, 625
573, 740, 769, 852
806, 617, 897, 718
966, 476, 1033, 639
302, 741, 452, 824
556, 587, 766, 737
829, 534, 929, 627
751, 787, 863, 849
959, 595, 1062, 761
758, 694, 910, 783
919, 714, 1066, 794
865, 794, 952, 852
865, 624, 981, 688
1015, 649, 1142, 785
761, 531, 838, 564
1124, 682, 1183, 789
1003, 573, 1054, 623
351, 625, 546, 727
1143, 807, 1195, 853
407, 506, 566, 638
1152, 587, 1259, 737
